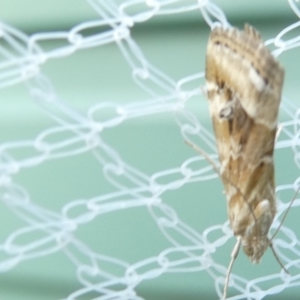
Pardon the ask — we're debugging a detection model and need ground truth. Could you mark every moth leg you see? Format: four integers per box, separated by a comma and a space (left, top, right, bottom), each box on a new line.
275, 123, 283, 141
270, 183, 300, 241
223, 236, 242, 300
184, 140, 221, 178
268, 184, 300, 273
268, 240, 289, 274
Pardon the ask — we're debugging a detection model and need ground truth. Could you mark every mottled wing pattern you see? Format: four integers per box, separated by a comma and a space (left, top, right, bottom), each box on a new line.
205, 25, 284, 262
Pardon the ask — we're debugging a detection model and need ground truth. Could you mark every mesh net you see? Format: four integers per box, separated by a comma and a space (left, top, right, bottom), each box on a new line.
1, 0, 300, 299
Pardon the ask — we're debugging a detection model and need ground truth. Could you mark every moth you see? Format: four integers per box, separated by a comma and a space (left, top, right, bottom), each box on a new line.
205, 25, 285, 298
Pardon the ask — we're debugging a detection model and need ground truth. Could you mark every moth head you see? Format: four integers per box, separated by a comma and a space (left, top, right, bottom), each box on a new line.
229, 197, 274, 262
242, 236, 269, 263
242, 199, 274, 262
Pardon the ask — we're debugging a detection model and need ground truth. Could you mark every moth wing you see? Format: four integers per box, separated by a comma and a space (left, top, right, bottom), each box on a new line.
205, 25, 284, 200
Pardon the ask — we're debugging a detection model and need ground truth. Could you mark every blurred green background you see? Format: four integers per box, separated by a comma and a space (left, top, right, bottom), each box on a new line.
0, 0, 300, 299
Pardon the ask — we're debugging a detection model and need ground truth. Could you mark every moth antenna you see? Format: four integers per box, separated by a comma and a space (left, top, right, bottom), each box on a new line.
268, 240, 289, 274
223, 237, 242, 300
270, 184, 300, 241
184, 140, 221, 177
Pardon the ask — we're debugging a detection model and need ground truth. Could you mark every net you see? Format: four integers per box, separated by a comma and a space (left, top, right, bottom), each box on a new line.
0, 0, 300, 299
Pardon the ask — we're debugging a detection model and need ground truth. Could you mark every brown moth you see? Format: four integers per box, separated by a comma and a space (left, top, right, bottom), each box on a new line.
205, 25, 284, 298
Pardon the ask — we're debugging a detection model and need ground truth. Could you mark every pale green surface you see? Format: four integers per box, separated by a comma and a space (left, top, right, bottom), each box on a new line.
0, 1, 299, 299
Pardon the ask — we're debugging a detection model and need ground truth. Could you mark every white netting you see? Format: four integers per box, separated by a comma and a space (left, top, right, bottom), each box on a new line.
1, 0, 300, 299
